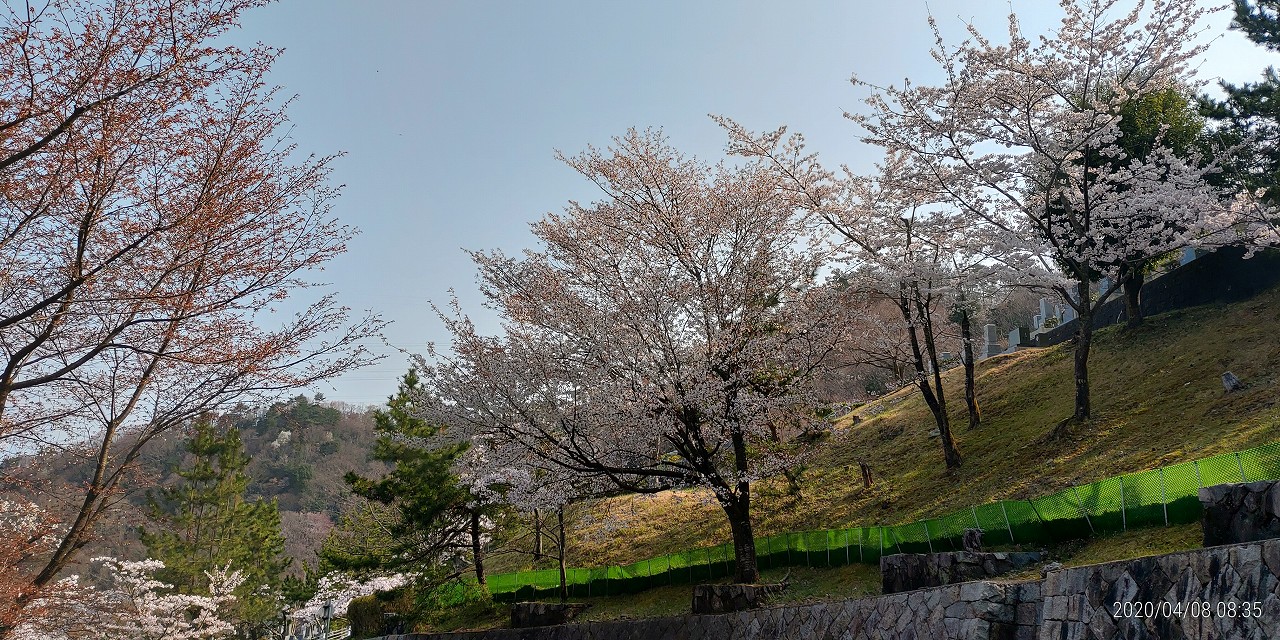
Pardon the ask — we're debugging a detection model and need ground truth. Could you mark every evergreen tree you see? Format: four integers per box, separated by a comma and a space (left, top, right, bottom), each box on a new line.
1203, 0, 1280, 200
328, 368, 499, 587
141, 418, 290, 637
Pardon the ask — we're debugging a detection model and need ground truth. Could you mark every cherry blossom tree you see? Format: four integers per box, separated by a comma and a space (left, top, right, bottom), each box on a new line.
82, 558, 243, 640
0, 0, 383, 631
848, 0, 1232, 427
9, 554, 243, 640
416, 129, 858, 583
454, 435, 594, 600
293, 572, 409, 626
0, 500, 65, 634
718, 120, 1013, 466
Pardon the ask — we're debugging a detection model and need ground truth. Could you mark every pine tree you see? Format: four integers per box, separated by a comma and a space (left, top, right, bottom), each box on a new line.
329, 368, 498, 587
141, 417, 290, 637
1203, 0, 1280, 199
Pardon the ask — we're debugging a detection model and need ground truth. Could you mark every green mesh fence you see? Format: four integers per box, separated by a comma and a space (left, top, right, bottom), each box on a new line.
483, 440, 1280, 602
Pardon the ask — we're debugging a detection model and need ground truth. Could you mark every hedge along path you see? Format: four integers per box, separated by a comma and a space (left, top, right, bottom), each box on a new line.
469, 441, 1280, 603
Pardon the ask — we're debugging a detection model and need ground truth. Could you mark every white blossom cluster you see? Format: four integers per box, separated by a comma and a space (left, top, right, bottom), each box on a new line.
847, 0, 1241, 297
11, 557, 243, 640
292, 573, 409, 622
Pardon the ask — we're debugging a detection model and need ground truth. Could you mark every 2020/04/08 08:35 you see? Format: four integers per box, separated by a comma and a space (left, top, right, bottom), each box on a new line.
1112, 600, 1265, 620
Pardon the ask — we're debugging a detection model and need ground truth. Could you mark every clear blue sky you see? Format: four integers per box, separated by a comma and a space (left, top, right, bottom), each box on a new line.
225, 1, 1269, 406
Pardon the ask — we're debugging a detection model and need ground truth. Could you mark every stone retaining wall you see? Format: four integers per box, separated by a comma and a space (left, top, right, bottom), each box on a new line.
382, 580, 1034, 640
1200, 481, 1280, 546
881, 551, 1045, 594
378, 539, 1280, 640
1039, 540, 1280, 639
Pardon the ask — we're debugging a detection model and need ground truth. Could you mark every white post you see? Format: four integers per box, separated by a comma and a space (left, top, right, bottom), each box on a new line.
321, 601, 333, 640
1000, 502, 1014, 543
1119, 477, 1127, 531
1159, 468, 1169, 526
1072, 486, 1095, 535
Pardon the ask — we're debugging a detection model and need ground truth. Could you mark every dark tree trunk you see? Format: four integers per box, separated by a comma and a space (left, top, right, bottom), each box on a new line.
725, 420, 760, 584
1122, 267, 1144, 329
901, 289, 961, 469
470, 510, 486, 586
1070, 279, 1094, 424
721, 492, 760, 584
957, 309, 981, 430
532, 508, 544, 561
556, 507, 567, 602
1073, 323, 1092, 421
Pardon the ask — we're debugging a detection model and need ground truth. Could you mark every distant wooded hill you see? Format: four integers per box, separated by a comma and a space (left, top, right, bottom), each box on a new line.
0, 395, 389, 580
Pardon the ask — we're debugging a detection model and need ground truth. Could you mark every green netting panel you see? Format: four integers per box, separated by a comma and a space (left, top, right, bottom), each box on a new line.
931, 511, 978, 549
487, 572, 522, 592
483, 439, 1280, 601
1071, 478, 1122, 533
800, 530, 827, 553
796, 530, 830, 566
920, 520, 944, 552
1160, 462, 1204, 524
1000, 500, 1047, 542
884, 522, 929, 554
1030, 490, 1091, 541
843, 527, 881, 564
781, 534, 797, 566
1196, 453, 1248, 487
972, 502, 1015, 544
756, 535, 783, 571
1241, 443, 1280, 481
824, 529, 853, 567
1121, 469, 1169, 527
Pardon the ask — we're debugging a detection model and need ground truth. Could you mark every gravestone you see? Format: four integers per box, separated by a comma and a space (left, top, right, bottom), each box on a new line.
1039, 298, 1053, 325
1007, 326, 1030, 350
1032, 314, 1042, 330
982, 324, 1000, 358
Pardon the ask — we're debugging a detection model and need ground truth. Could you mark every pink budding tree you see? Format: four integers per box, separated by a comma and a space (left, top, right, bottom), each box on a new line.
416, 129, 859, 584
849, 0, 1235, 429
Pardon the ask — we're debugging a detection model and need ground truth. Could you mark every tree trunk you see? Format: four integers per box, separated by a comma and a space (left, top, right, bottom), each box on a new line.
957, 309, 981, 430
901, 291, 961, 469
725, 420, 760, 584
721, 492, 760, 584
1122, 267, 1144, 329
470, 510, 486, 587
532, 508, 543, 561
1071, 279, 1094, 423
556, 507, 568, 603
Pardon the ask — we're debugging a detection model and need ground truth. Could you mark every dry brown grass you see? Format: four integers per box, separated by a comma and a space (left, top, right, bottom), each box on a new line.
553, 285, 1280, 568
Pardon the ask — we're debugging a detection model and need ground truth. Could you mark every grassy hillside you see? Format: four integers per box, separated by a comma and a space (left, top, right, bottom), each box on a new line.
471, 284, 1280, 584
